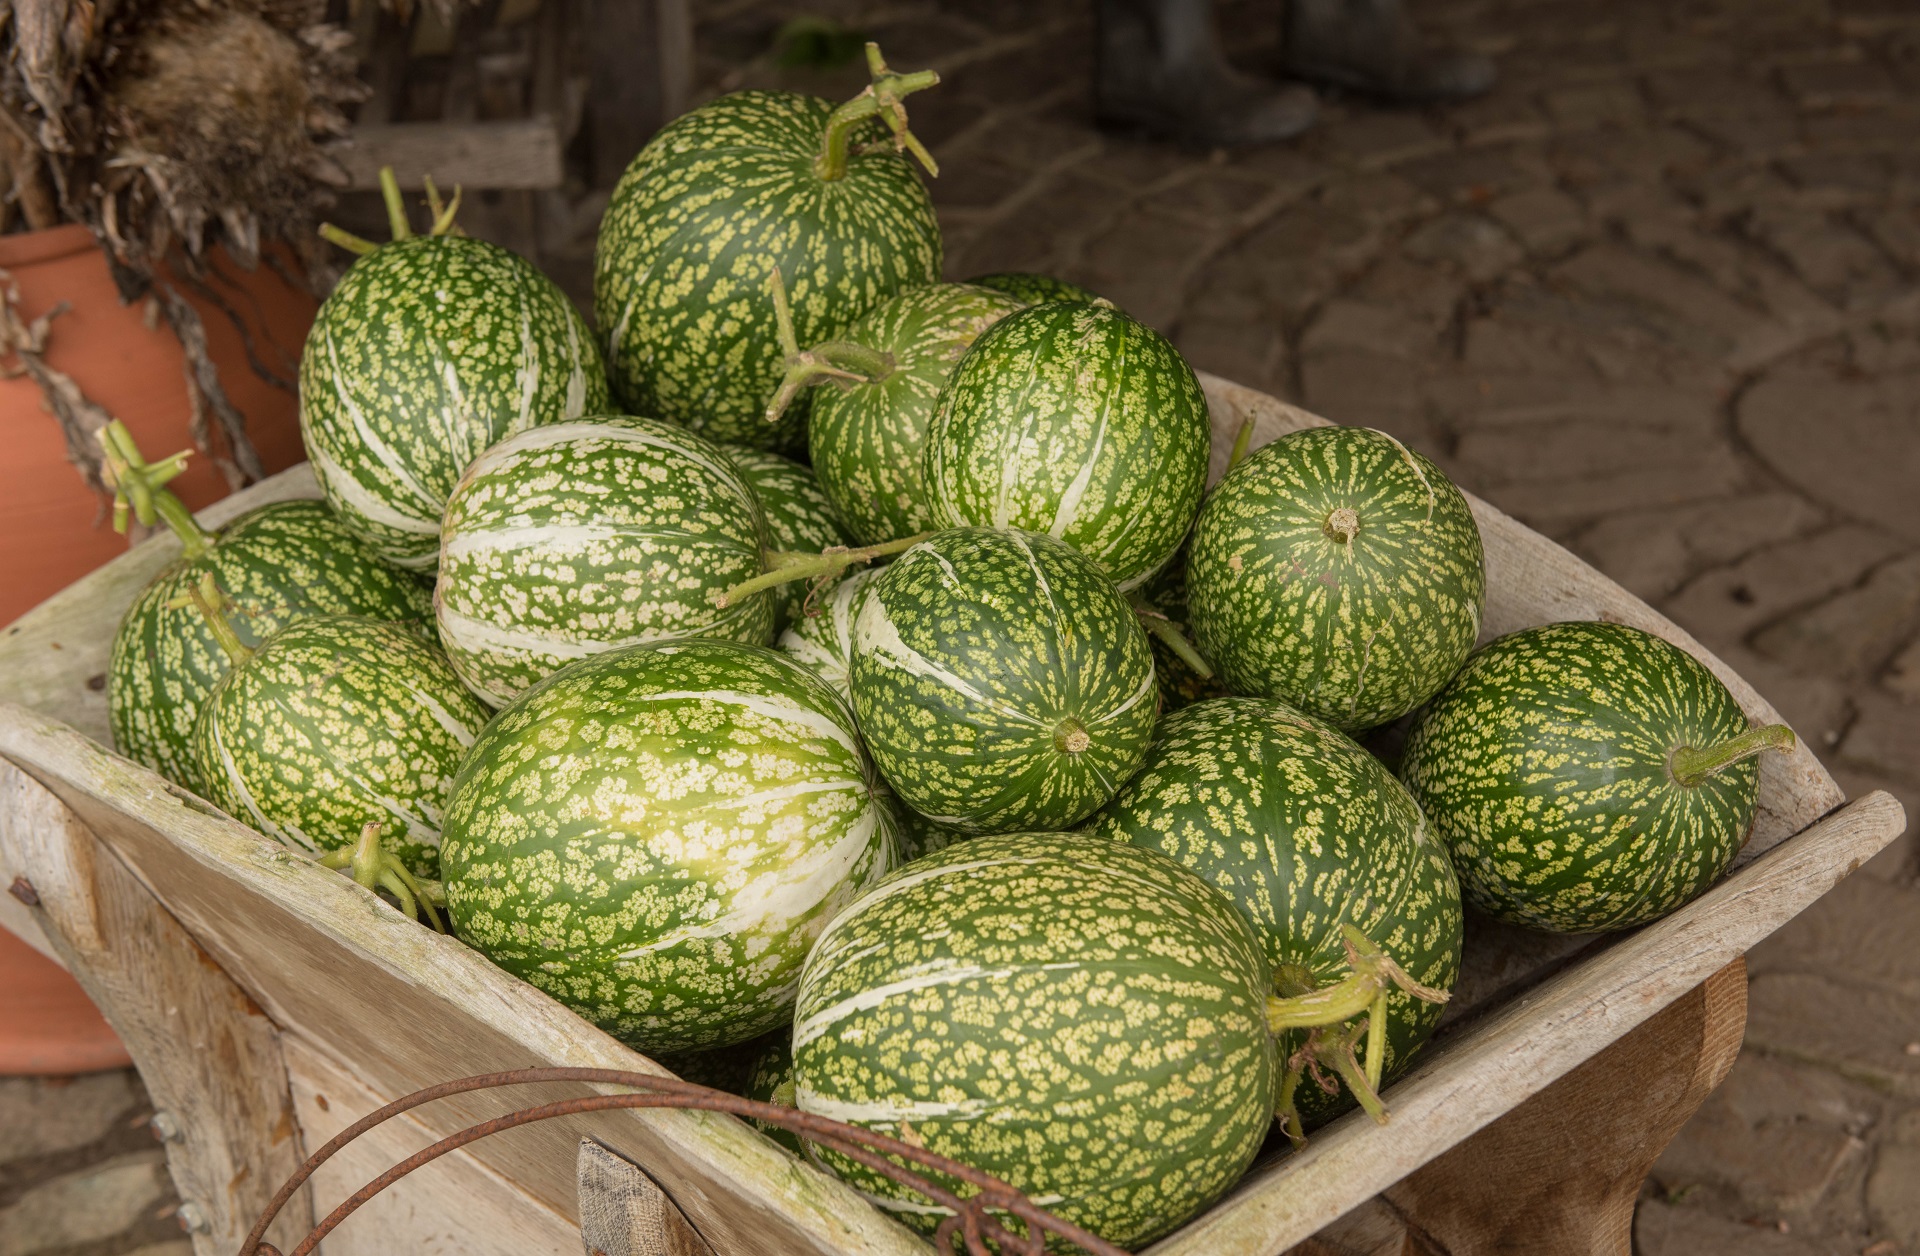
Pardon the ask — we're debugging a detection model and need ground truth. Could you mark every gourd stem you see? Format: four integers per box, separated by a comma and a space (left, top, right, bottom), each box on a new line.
379, 167, 412, 240
1669, 724, 1796, 787
815, 43, 941, 182
1133, 606, 1214, 679
763, 270, 895, 421
318, 223, 378, 255
96, 422, 215, 557
715, 532, 934, 608
424, 176, 464, 237
185, 574, 253, 666
1364, 989, 1388, 1091
320, 822, 445, 932
1227, 416, 1256, 471
1321, 1023, 1389, 1126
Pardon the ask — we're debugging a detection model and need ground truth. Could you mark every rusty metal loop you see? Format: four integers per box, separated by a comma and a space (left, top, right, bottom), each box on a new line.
237, 1066, 1132, 1256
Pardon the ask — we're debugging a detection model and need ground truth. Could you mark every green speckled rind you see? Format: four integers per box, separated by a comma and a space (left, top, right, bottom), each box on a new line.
109, 501, 434, 795
1134, 546, 1233, 714
806, 283, 1024, 545
966, 272, 1104, 306
300, 235, 608, 568
775, 566, 878, 699
441, 639, 895, 1053
1399, 622, 1757, 933
881, 788, 966, 862
1187, 426, 1486, 732
792, 832, 1275, 1247
723, 446, 854, 633
435, 417, 775, 707
191, 616, 489, 878
849, 528, 1156, 834
744, 1034, 803, 1154
594, 90, 941, 448
1086, 696, 1462, 1124
925, 302, 1209, 589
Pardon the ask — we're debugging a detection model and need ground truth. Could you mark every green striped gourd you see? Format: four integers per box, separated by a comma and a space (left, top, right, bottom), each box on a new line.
1133, 546, 1232, 713
191, 614, 490, 879
966, 272, 1103, 306
593, 48, 943, 447
102, 427, 431, 795
1086, 696, 1462, 1125
722, 446, 853, 633
440, 639, 895, 1053
776, 282, 1024, 545
849, 528, 1156, 834
1187, 425, 1485, 732
434, 417, 774, 707
775, 566, 879, 699
791, 832, 1276, 1246
925, 301, 1210, 589
1399, 622, 1794, 933
301, 177, 607, 568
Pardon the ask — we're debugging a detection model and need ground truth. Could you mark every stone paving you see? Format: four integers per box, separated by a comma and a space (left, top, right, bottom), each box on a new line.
7, 0, 1920, 1252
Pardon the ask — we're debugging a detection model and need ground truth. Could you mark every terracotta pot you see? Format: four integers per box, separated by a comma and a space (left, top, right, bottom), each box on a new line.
0, 926, 130, 1074
0, 224, 316, 1073
0, 223, 317, 626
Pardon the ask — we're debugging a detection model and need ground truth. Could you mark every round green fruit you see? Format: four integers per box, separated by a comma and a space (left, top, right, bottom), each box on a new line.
925, 300, 1210, 589
849, 528, 1156, 834
775, 565, 878, 700
434, 417, 774, 707
1399, 621, 1792, 933
1086, 696, 1462, 1124
440, 639, 896, 1053
1187, 425, 1485, 732
110, 499, 432, 795
594, 57, 942, 447
795, 282, 1024, 546
791, 832, 1276, 1247
300, 234, 607, 568
191, 615, 489, 879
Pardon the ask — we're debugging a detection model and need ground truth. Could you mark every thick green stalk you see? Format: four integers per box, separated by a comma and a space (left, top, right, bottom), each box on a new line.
319, 821, 445, 932
1134, 606, 1214, 679
185, 574, 253, 667
97, 422, 215, 557
764, 269, 897, 423
814, 43, 940, 181
1669, 724, 1796, 787
715, 532, 934, 608
379, 167, 412, 240
1227, 416, 1256, 471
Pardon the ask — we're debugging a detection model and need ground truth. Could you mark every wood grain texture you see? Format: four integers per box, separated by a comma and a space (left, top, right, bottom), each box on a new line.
0, 759, 312, 1256
341, 120, 566, 191
283, 1036, 579, 1256
1146, 790, 1904, 1256
579, 1138, 718, 1256
0, 712, 929, 1256
1382, 959, 1748, 1256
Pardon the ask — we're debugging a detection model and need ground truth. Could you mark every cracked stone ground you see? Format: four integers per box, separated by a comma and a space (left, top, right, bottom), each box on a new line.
7, 0, 1920, 1253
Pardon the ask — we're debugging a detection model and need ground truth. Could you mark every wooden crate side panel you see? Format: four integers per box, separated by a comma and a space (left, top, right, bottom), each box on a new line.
0, 464, 322, 747
0, 760, 313, 1256
283, 1036, 579, 1256
1195, 372, 1842, 854
0, 711, 929, 1256
1144, 790, 1906, 1256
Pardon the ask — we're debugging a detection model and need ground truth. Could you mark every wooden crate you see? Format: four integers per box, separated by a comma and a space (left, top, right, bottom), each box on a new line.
0, 375, 1903, 1256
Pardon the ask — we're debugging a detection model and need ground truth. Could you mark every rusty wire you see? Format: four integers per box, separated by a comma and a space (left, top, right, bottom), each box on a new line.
238, 1066, 1132, 1256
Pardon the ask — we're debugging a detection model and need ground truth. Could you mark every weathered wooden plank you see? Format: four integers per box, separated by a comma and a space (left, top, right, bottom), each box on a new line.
283, 1035, 579, 1256
1146, 790, 1905, 1256
0, 711, 930, 1256
0, 759, 312, 1256
341, 119, 565, 191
